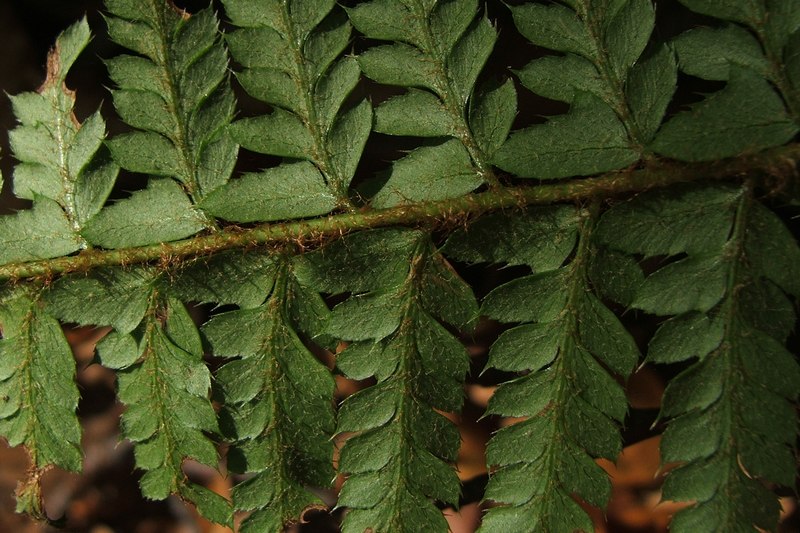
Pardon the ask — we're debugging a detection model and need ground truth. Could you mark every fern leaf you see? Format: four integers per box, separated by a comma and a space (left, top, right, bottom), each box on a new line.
652, 67, 798, 161
44, 267, 154, 334
200, 161, 337, 223
348, 0, 507, 206
445, 206, 639, 531
673, 24, 771, 81
495, 0, 672, 178
368, 139, 483, 208
104, 0, 236, 204
170, 251, 277, 310
221, 0, 370, 211
203, 254, 335, 532
2, 18, 117, 263
596, 183, 800, 531
43, 266, 231, 525
0, 289, 82, 518
495, 94, 637, 180
81, 179, 207, 248
653, 0, 800, 160
0, 200, 82, 265
297, 228, 477, 532
120, 293, 230, 525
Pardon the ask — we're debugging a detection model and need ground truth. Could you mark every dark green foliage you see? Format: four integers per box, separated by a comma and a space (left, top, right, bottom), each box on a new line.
299, 229, 477, 532
348, 0, 507, 205
0, 1, 798, 531
597, 184, 800, 531
117, 296, 227, 522
44, 267, 233, 526
2, 18, 117, 260
651, 68, 798, 160
204, 254, 335, 532
82, 179, 207, 248
0, 288, 83, 519
446, 207, 639, 531
221, 0, 370, 208
653, 0, 800, 160
495, 0, 670, 178
104, 0, 237, 205
0, 290, 81, 518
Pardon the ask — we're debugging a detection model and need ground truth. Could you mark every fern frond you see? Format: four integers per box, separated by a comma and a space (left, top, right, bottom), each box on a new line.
298, 228, 477, 532
216, 0, 370, 213
170, 251, 277, 310
43, 266, 232, 526
2, 2, 800, 530
444, 206, 639, 531
3, 18, 117, 262
596, 183, 800, 531
348, 0, 508, 205
124, 294, 231, 525
495, 0, 671, 178
104, 0, 236, 206
82, 179, 208, 248
202, 253, 336, 532
0, 288, 82, 518
652, 0, 800, 160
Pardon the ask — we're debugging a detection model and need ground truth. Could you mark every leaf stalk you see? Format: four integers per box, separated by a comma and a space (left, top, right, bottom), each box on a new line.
1, 143, 798, 281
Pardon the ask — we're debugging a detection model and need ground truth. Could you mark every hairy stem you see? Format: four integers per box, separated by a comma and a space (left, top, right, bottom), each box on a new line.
1, 143, 797, 281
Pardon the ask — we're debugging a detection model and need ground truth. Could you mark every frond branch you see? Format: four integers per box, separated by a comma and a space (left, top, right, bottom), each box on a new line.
2, 142, 798, 281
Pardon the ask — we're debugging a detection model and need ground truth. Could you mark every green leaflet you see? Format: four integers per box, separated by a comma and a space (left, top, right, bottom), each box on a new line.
673, 25, 770, 81
9, 18, 116, 223
370, 139, 484, 208
500, 0, 670, 178
105, 1, 237, 201
469, 78, 517, 159
592, 183, 742, 257
787, 29, 800, 92
375, 90, 457, 137
44, 266, 155, 334
223, 0, 370, 202
678, 0, 762, 27
0, 288, 98, 519
494, 94, 639, 179
764, 0, 800, 50
293, 228, 422, 293
302, 228, 476, 533
445, 205, 638, 532
81, 179, 207, 248
350, 0, 504, 203
745, 200, 800, 299
651, 68, 798, 161
0, 199, 82, 265
514, 54, 608, 104
510, 2, 597, 60
230, 110, 314, 159
4, 18, 117, 261
40, 263, 231, 524
627, 44, 679, 142
117, 294, 230, 526
204, 255, 334, 532
667, 1, 800, 148
597, 183, 800, 532
0, 290, 82, 519
200, 161, 337, 222
170, 251, 277, 309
